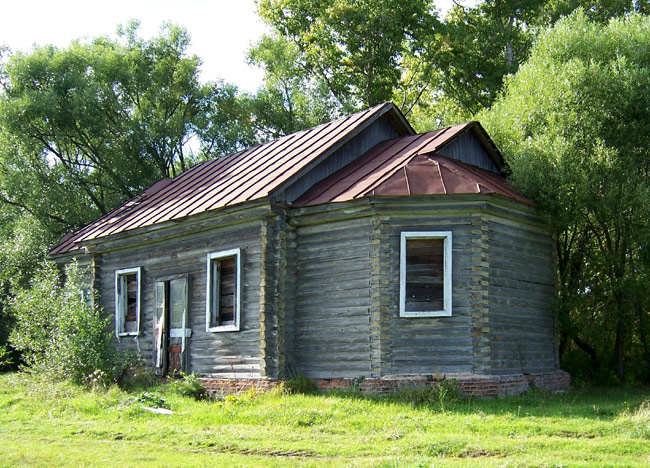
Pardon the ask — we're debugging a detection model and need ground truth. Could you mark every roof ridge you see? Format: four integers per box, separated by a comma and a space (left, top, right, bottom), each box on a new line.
53, 103, 402, 254
358, 133, 439, 197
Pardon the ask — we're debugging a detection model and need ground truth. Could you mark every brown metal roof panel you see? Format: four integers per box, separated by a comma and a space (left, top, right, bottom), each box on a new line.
436, 156, 529, 202
219, 104, 384, 207
403, 157, 447, 195
112, 143, 274, 233
415, 124, 470, 155
77, 103, 394, 243
293, 134, 428, 205
438, 162, 481, 194
294, 137, 533, 207
78, 153, 240, 241
144, 104, 381, 223
292, 138, 397, 206
368, 168, 411, 196
347, 133, 441, 199
98, 136, 282, 236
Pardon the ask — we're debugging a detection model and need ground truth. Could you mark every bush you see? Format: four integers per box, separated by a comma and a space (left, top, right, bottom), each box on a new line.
8, 261, 117, 385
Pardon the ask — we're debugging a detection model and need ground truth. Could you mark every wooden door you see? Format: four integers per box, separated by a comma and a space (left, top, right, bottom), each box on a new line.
154, 278, 189, 375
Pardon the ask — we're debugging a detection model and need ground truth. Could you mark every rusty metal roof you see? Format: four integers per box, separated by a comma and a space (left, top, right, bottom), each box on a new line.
50, 102, 409, 255
294, 124, 530, 206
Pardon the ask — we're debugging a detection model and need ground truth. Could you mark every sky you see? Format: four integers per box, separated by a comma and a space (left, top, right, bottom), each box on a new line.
1, 0, 460, 93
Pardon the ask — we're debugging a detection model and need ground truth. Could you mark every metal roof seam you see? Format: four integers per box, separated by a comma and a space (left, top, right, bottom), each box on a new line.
112, 130, 292, 229
300, 137, 401, 204
81, 149, 246, 240
265, 104, 399, 201
341, 136, 426, 201
435, 160, 447, 195
357, 133, 436, 197
231, 106, 377, 205
200, 106, 379, 212
404, 166, 411, 196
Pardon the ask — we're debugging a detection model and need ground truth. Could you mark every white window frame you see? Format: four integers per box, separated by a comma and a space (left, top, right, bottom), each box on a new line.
400, 231, 452, 318
206, 248, 242, 332
115, 267, 142, 337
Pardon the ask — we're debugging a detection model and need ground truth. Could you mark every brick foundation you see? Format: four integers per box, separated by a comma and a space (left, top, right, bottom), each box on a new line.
201, 370, 570, 398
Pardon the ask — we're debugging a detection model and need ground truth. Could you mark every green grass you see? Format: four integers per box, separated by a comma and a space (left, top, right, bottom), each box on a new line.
0, 373, 649, 467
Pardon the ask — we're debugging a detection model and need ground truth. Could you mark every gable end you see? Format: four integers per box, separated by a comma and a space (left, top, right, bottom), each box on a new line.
281, 115, 402, 203
437, 124, 503, 174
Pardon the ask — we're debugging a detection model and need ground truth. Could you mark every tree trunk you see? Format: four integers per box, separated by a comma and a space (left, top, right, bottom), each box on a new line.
572, 335, 599, 375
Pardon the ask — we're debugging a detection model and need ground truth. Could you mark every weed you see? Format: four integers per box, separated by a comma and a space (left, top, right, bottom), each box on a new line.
218, 388, 260, 407
391, 378, 462, 410
167, 372, 209, 400
350, 375, 366, 394
629, 399, 650, 438
283, 375, 318, 395
115, 352, 157, 390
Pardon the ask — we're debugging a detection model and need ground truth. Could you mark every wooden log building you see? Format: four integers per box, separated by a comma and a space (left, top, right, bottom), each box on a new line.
51, 103, 569, 397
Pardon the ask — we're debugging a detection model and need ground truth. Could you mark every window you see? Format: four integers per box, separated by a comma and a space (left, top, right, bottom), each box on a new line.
206, 248, 241, 332
400, 232, 452, 317
115, 267, 141, 336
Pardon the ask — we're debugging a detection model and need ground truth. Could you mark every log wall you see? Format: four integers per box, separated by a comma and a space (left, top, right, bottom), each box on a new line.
486, 208, 557, 374
374, 207, 478, 376
92, 212, 265, 378
292, 216, 375, 378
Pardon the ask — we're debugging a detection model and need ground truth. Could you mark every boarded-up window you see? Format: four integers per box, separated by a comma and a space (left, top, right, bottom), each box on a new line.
206, 249, 241, 331
115, 267, 141, 336
400, 232, 452, 317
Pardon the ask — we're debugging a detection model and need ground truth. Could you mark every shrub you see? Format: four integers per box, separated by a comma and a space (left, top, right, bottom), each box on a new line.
8, 261, 117, 385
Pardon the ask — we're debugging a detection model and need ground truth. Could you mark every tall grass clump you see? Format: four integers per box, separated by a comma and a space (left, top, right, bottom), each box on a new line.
629, 400, 650, 439
8, 261, 117, 386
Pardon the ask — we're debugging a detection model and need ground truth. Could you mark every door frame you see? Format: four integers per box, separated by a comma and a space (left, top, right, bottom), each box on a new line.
153, 274, 191, 375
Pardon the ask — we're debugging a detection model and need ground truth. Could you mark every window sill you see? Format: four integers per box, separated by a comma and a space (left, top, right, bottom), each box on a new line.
117, 332, 141, 337
400, 310, 452, 318
206, 325, 240, 333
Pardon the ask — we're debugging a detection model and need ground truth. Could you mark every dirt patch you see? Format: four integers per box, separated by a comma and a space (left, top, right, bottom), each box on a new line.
553, 431, 600, 438
457, 449, 503, 458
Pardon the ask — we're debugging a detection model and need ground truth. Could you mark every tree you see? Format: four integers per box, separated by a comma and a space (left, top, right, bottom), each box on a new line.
0, 23, 259, 360
0, 21, 253, 235
482, 11, 650, 382
257, 0, 440, 111
9, 261, 116, 384
247, 33, 339, 138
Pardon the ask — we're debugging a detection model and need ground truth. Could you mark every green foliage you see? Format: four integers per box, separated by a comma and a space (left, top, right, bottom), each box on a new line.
218, 388, 261, 407
483, 12, 650, 382
113, 352, 157, 391
0, 21, 254, 236
392, 379, 462, 410
0, 23, 258, 363
283, 375, 319, 395
8, 261, 116, 385
166, 372, 209, 401
135, 391, 168, 409
257, 0, 440, 110
247, 33, 337, 137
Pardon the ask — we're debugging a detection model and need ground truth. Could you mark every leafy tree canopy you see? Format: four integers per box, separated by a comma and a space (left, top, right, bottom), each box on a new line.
257, 0, 441, 112
0, 21, 254, 235
483, 11, 650, 381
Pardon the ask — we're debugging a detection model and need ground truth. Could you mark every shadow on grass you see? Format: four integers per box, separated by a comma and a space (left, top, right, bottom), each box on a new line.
305, 383, 650, 421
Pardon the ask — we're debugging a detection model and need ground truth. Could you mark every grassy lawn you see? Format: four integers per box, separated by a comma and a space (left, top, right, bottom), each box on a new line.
0, 373, 649, 467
